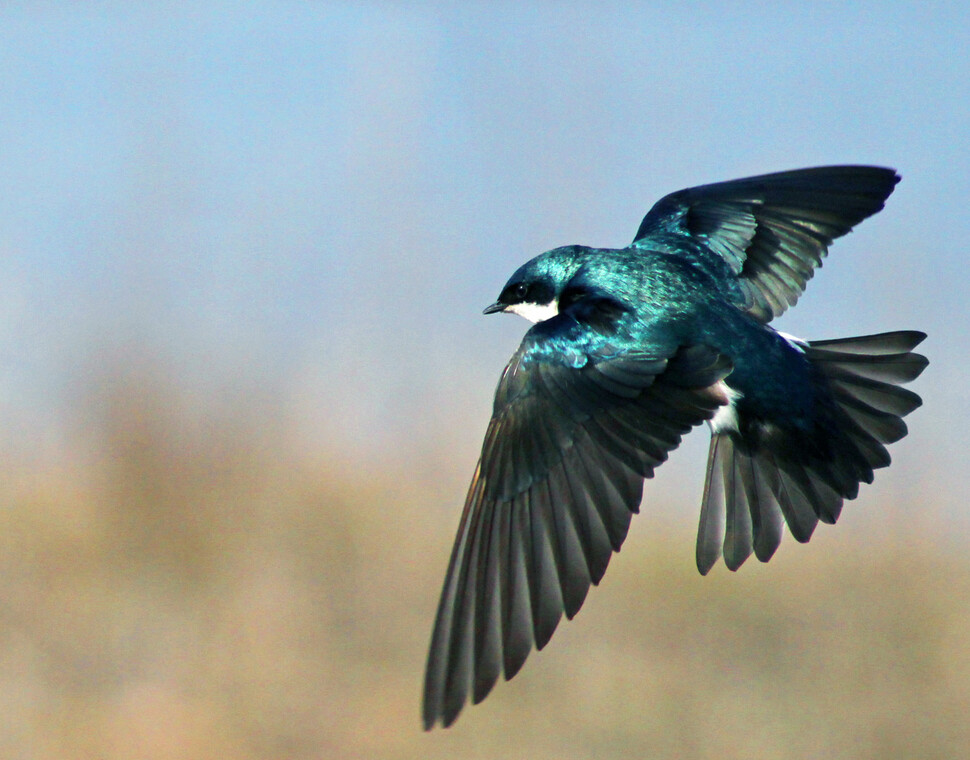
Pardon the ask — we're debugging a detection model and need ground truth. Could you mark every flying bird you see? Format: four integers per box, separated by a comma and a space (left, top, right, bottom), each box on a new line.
423, 166, 927, 729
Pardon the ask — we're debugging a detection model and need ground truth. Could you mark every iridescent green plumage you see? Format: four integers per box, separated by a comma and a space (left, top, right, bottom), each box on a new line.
424, 166, 927, 729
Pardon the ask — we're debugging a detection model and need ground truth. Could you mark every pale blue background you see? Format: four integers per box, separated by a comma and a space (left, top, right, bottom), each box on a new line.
1, 3, 965, 525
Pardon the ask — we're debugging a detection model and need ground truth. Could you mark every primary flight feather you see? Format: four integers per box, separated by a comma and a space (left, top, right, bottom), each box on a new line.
423, 166, 927, 729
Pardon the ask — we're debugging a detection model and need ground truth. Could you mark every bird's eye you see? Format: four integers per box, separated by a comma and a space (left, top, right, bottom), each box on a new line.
511, 283, 528, 301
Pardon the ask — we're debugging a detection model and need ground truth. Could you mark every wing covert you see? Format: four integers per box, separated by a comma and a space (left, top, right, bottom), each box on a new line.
632, 166, 900, 321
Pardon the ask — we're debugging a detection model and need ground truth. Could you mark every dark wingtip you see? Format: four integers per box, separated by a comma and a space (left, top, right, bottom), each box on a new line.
723, 549, 751, 573
421, 697, 438, 731
696, 554, 716, 576
422, 688, 445, 731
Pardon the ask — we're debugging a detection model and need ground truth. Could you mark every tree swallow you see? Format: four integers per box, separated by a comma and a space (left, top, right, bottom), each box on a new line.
423, 166, 927, 729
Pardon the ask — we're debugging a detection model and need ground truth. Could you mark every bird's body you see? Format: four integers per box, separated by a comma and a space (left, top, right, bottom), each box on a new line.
424, 166, 927, 729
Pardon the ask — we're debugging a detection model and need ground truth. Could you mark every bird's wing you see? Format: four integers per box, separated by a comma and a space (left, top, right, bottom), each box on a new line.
631, 166, 900, 321
422, 302, 732, 729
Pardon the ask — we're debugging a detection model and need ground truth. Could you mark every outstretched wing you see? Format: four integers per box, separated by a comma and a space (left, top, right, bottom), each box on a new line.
422, 310, 732, 729
632, 166, 900, 321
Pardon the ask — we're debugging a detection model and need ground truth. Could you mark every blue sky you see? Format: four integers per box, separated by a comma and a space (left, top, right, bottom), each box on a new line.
1, 3, 966, 523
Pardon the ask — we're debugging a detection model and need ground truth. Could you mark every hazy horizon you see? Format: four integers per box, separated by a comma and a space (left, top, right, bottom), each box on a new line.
1, 5, 967, 757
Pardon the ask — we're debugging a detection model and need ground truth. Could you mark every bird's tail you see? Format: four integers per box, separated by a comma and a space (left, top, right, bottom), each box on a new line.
695, 330, 928, 575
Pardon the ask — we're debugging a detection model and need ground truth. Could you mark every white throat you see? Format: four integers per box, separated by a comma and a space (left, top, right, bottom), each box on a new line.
506, 299, 559, 323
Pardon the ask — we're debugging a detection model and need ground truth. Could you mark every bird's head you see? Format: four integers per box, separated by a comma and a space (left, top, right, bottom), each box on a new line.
483, 246, 586, 323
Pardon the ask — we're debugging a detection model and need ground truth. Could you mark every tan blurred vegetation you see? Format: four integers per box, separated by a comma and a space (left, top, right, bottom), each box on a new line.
0, 360, 965, 760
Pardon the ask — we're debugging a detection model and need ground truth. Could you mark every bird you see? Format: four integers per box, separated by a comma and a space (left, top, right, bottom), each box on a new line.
422, 165, 927, 729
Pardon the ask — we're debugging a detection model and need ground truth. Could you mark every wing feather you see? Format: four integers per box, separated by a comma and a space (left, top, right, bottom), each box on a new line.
422, 327, 732, 729
632, 166, 900, 321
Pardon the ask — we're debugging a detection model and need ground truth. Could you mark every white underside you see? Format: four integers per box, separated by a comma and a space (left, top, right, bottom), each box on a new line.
506, 299, 559, 323
709, 381, 744, 434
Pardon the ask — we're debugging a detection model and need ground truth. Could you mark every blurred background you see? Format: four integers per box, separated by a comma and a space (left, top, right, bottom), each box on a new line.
1, 3, 968, 758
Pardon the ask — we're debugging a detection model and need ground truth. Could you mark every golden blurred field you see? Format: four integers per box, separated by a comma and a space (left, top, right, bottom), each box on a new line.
0, 366, 964, 760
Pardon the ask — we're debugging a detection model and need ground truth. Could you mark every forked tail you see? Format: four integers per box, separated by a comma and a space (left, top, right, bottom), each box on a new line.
696, 331, 928, 574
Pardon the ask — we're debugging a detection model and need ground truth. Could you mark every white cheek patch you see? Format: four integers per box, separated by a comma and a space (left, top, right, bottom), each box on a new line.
507, 299, 559, 323
709, 381, 744, 434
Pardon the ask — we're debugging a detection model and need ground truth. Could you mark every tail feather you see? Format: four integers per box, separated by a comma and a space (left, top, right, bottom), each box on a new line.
809, 330, 925, 355
696, 436, 728, 574
773, 462, 820, 542
827, 374, 922, 417
696, 330, 927, 574
742, 451, 783, 562
839, 400, 908, 444
723, 441, 754, 571
697, 435, 788, 574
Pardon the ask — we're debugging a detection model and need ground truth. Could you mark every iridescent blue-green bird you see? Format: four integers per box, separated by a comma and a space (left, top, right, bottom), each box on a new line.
423, 166, 927, 729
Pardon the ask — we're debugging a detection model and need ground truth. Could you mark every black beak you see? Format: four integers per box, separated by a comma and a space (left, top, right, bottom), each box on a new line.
483, 302, 506, 315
